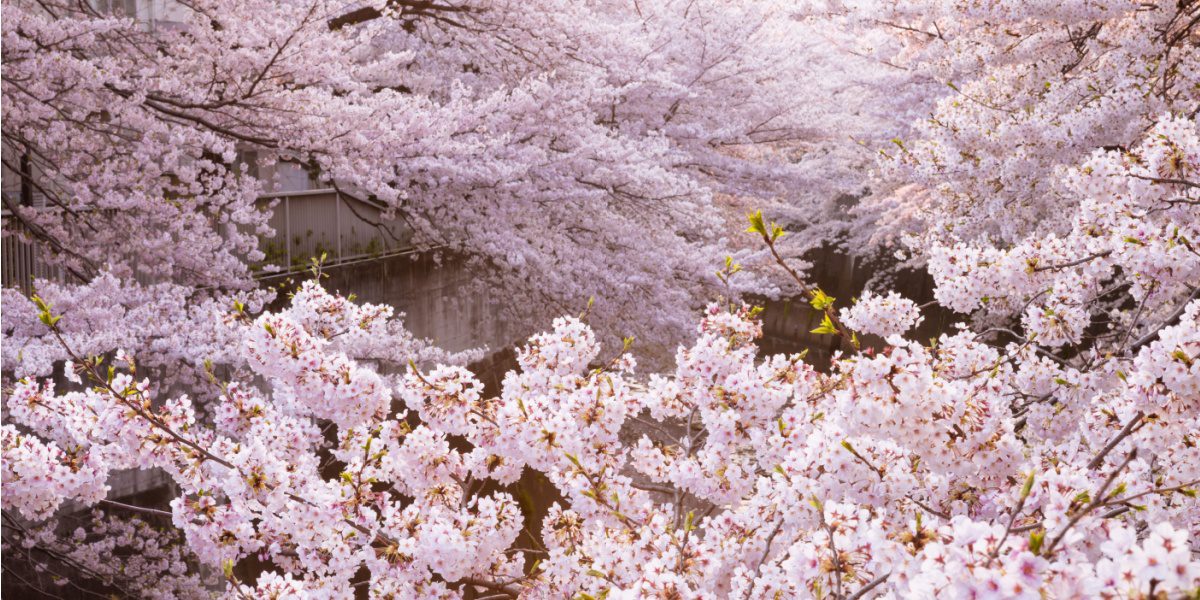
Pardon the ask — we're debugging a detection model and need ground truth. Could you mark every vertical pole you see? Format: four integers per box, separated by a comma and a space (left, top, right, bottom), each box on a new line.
335, 191, 342, 260
20, 150, 34, 207
285, 196, 292, 269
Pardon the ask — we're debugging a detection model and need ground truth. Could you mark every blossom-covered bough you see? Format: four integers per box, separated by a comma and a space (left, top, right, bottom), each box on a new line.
4, 0, 1200, 597
2, 0, 840, 352
5, 115, 1199, 597
814, 0, 1200, 261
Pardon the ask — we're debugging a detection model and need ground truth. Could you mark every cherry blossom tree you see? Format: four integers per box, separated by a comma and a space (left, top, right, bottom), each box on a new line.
816, 0, 1200, 249
805, 0, 1200, 387
2, 0, 841, 350
5, 113, 1199, 596
4, 0, 1200, 598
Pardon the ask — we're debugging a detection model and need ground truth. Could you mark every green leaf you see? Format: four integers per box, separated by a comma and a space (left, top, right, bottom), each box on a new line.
578, 296, 596, 320
809, 288, 836, 311
811, 314, 839, 335
745, 210, 766, 236
1020, 471, 1036, 500
38, 312, 62, 328
1028, 529, 1045, 555
564, 453, 583, 469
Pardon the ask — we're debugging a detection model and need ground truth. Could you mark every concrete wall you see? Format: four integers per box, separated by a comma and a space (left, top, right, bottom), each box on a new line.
306, 252, 521, 357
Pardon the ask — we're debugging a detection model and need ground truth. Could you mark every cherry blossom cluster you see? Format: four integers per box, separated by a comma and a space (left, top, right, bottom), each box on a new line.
1, 512, 213, 599
803, 0, 1199, 263
5, 111, 1199, 593
4, 266, 1198, 597
2, 0, 1199, 597
838, 290, 923, 339
1, 0, 856, 353
924, 115, 1199, 354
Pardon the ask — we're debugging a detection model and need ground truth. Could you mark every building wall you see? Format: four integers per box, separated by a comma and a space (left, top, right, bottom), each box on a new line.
308, 252, 520, 356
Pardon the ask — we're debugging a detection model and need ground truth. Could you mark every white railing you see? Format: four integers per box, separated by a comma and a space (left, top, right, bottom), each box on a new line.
253, 189, 414, 273
1, 190, 415, 292
1, 215, 66, 294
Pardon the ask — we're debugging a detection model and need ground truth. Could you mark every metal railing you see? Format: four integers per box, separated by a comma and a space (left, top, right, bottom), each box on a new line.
1, 189, 414, 292
253, 189, 413, 274
1, 218, 66, 293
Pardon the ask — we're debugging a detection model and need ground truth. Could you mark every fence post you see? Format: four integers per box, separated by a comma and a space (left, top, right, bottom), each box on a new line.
335, 192, 342, 260
284, 196, 292, 268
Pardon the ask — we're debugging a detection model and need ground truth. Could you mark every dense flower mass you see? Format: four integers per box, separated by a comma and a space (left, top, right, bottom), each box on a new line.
3, 278, 1199, 597
3, 0, 1199, 598
1, 0, 855, 351
816, 0, 1200, 258
7, 113, 1200, 593
838, 290, 922, 339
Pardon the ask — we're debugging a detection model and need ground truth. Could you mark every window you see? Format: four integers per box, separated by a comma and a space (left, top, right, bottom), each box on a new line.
235, 150, 260, 180
275, 161, 320, 192
93, 0, 139, 18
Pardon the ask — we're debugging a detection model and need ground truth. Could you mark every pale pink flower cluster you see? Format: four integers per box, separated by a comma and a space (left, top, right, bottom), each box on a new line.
925, 117, 1200, 354
3, 513, 212, 599
832, 0, 1200, 251
1, 0, 857, 357
3, 280, 1199, 597
1, 424, 108, 521
2, 0, 1199, 597
839, 290, 923, 338
245, 311, 391, 428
